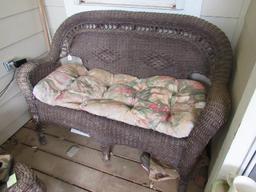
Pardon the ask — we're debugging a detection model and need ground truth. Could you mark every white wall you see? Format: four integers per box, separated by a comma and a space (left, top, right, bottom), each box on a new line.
45, 0, 251, 49
43, 0, 202, 37
205, 0, 256, 191
205, 66, 256, 192
64, 0, 203, 17
44, 0, 67, 37
200, 0, 251, 48
0, 0, 47, 144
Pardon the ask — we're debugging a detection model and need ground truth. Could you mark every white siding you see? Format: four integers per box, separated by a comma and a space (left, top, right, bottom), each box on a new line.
0, 0, 38, 19
0, 9, 43, 49
0, 1, 47, 144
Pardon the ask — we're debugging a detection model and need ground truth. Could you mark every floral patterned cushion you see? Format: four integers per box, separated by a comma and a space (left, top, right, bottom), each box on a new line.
103, 84, 137, 105
33, 64, 206, 138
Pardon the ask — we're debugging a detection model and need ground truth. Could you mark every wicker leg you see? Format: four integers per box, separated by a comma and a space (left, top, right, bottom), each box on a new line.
101, 144, 113, 161
35, 122, 47, 145
178, 175, 189, 192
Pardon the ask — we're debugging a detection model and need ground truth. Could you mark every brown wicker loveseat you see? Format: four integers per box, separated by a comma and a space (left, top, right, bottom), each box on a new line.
17, 11, 232, 191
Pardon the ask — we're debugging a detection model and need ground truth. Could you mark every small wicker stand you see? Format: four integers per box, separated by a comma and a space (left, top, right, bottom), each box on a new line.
7, 162, 46, 192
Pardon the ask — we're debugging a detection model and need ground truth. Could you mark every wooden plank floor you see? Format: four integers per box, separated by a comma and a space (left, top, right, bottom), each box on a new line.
1, 120, 203, 192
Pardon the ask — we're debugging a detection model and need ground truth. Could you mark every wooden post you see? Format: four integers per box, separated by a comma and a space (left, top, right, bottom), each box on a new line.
38, 0, 51, 51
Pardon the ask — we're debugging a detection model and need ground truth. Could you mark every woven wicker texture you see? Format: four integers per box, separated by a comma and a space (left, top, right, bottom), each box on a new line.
7, 162, 46, 192
16, 11, 232, 192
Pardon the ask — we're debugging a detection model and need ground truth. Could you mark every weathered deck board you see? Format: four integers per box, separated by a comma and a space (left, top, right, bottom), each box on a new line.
35, 171, 89, 192
24, 120, 141, 162
14, 128, 177, 192
6, 143, 154, 192
2, 120, 203, 192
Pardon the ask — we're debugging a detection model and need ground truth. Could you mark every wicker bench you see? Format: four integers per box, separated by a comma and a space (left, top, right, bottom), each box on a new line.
17, 11, 232, 192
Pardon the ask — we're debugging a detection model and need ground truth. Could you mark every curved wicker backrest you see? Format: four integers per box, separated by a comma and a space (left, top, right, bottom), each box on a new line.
50, 11, 232, 83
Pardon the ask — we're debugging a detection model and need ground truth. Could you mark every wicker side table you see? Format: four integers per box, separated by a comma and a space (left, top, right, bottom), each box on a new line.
7, 162, 46, 192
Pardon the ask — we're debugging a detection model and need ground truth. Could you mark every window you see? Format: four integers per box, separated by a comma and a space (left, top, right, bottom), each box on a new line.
67, 0, 203, 17
76, 0, 186, 10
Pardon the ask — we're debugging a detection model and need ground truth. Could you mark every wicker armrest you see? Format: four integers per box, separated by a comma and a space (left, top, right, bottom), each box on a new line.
189, 83, 231, 145
16, 58, 57, 115
178, 84, 230, 176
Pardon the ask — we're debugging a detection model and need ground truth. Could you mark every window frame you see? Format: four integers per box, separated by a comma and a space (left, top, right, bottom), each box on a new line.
77, 0, 186, 10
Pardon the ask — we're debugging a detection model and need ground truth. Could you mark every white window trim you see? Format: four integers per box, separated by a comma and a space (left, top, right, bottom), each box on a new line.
66, 0, 203, 17
75, 0, 186, 10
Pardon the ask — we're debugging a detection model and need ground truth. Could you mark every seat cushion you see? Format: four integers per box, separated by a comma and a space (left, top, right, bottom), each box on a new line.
33, 64, 206, 138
